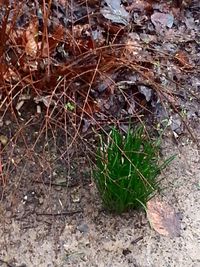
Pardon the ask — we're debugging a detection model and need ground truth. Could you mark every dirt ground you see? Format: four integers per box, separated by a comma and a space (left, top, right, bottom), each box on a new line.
0, 133, 199, 267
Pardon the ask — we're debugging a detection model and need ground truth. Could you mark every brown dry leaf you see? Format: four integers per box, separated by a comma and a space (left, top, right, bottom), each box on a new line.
25, 18, 38, 58
40, 25, 65, 57
147, 197, 181, 237
161, 91, 178, 106
175, 51, 193, 69
126, 0, 152, 13
82, 100, 100, 115
124, 33, 142, 58
3, 67, 20, 82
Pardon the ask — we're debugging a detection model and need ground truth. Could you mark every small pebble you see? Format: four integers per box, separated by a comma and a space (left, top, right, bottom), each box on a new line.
0, 135, 8, 146
77, 223, 89, 233
5, 120, 11, 126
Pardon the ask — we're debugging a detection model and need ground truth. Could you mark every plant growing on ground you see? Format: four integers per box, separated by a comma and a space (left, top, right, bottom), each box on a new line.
93, 126, 174, 214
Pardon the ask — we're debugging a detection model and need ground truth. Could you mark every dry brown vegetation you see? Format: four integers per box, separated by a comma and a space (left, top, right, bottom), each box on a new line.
0, 0, 199, 195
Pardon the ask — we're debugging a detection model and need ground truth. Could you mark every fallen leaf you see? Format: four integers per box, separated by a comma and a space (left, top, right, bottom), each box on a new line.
147, 197, 181, 237
138, 85, 152, 102
124, 33, 143, 57
82, 100, 100, 115
101, 0, 130, 26
34, 95, 56, 107
170, 114, 183, 135
3, 67, 20, 82
126, 0, 152, 13
151, 12, 174, 31
41, 24, 65, 57
174, 51, 193, 69
25, 18, 38, 58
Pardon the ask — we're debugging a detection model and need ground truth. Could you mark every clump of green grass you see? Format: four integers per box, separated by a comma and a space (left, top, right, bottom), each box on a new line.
93, 126, 174, 214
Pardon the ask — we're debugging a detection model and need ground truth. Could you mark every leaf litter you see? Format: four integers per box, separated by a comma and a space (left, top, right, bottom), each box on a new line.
0, 0, 199, 130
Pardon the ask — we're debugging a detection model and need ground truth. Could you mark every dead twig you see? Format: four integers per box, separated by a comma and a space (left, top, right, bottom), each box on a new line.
36, 210, 82, 217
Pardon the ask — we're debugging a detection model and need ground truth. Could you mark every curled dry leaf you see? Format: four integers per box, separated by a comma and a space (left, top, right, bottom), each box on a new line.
25, 18, 38, 58
147, 197, 181, 237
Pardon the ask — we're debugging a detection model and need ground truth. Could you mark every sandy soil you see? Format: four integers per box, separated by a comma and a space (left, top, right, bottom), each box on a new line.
0, 137, 199, 267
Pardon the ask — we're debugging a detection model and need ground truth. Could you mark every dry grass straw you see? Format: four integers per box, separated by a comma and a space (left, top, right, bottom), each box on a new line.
0, 1, 196, 193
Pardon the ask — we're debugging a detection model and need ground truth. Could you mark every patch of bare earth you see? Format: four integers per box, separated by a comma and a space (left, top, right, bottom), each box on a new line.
0, 134, 199, 267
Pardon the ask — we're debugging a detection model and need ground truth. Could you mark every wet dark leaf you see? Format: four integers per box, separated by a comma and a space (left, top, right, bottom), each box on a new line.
101, 0, 130, 26
138, 85, 152, 102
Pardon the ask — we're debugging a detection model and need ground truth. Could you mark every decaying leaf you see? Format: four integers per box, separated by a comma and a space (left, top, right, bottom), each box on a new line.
126, 0, 152, 13
34, 95, 56, 107
138, 85, 152, 102
124, 33, 143, 57
151, 12, 174, 31
175, 51, 193, 69
40, 25, 65, 57
101, 0, 130, 26
80, 100, 100, 115
3, 66, 19, 82
25, 18, 38, 58
147, 197, 181, 237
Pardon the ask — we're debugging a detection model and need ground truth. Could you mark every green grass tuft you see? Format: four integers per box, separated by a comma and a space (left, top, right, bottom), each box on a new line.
93, 126, 174, 214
